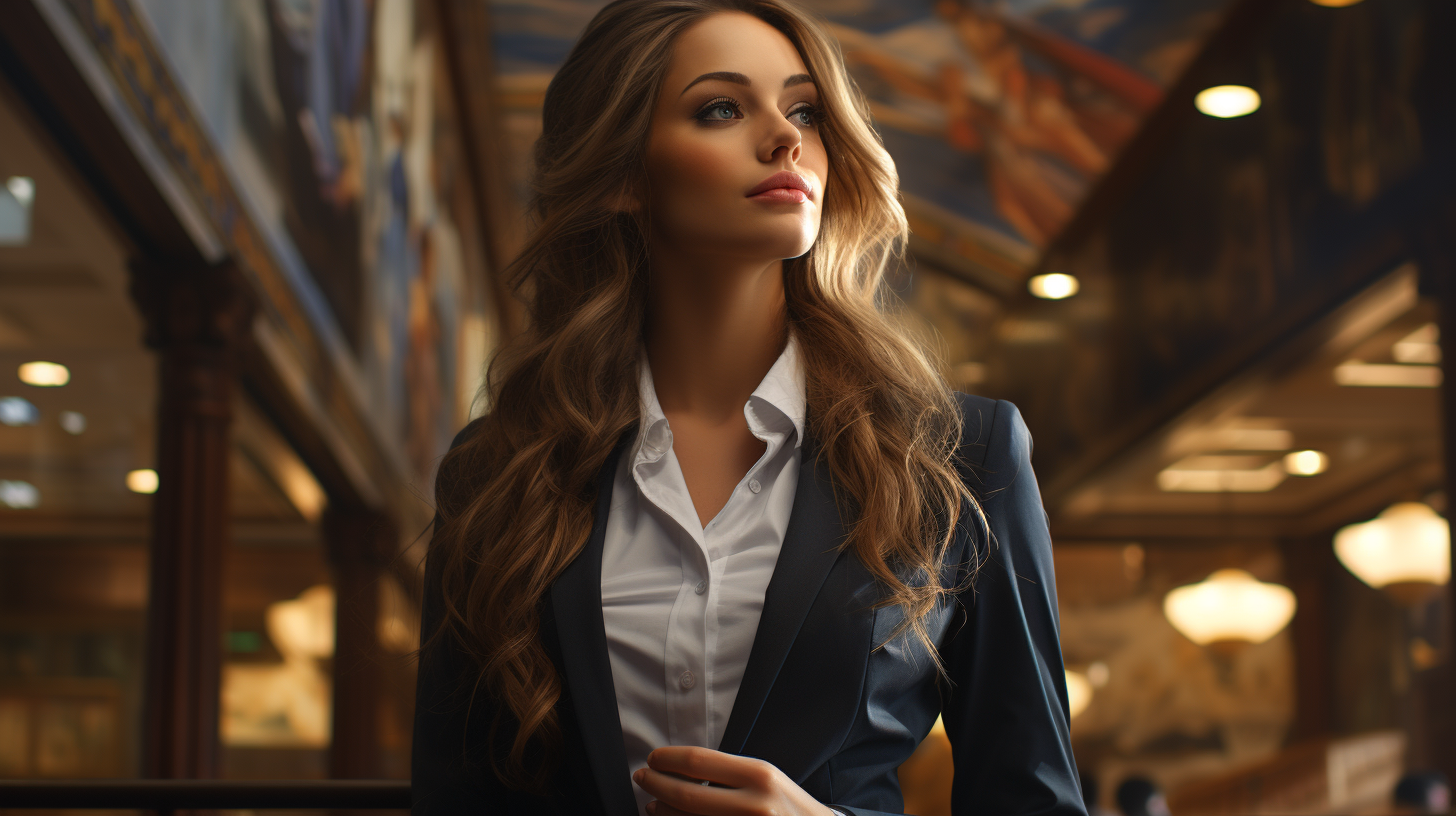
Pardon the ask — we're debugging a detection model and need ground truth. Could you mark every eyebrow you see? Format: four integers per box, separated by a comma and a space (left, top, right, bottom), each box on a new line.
679, 71, 814, 96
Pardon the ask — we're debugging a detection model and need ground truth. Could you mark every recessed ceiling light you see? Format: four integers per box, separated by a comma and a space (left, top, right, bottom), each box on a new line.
18, 361, 70, 387
126, 468, 159, 494
1283, 450, 1328, 476
1028, 272, 1079, 299
1195, 85, 1261, 118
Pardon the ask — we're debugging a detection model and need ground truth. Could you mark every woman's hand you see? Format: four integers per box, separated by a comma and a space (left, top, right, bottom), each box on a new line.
632, 746, 838, 816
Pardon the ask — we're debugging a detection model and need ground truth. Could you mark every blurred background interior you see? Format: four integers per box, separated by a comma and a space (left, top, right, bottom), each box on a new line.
0, 0, 1452, 814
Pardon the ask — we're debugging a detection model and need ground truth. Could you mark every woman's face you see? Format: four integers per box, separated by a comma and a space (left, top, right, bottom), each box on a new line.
639, 12, 828, 266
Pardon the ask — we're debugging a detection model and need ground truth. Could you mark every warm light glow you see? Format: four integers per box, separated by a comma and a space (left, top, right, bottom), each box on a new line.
1335, 361, 1441, 387
0, 480, 40, 509
17, 361, 69, 387
1283, 450, 1328, 476
1195, 85, 1261, 118
1334, 503, 1450, 603
1029, 273, 1080, 300
126, 468, 159, 494
268, 585, 336, 659
1158, 455, 1286, 492
0, 396, 38, 426
1065, 670, 1093, 719
1087, 660, 1110, 688
1164, 569, 1296, 646
1309, 0, 1364, 6
1392, 323, 1440, 364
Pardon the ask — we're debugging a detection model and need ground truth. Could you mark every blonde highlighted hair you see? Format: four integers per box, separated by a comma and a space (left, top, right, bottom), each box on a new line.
429, 0, 981, 791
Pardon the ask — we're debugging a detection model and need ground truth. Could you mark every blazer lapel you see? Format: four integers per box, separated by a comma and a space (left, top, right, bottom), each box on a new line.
551, 434, 639, 816
717, 439, 849, 755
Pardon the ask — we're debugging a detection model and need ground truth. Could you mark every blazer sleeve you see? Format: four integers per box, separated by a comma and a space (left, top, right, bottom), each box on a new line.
936, 397, 1084, 816
411, 421, 513, 815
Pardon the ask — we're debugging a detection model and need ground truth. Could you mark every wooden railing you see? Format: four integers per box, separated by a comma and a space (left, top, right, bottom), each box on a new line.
0, 779, 411, 810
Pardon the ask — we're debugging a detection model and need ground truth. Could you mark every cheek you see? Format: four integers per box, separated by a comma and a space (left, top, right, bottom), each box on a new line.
649, 135, 739, 205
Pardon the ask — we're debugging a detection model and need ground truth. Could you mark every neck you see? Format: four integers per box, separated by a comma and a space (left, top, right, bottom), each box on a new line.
644, 254, 788, 422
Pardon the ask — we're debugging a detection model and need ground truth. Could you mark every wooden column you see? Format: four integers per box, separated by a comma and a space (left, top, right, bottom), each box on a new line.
130, 257, 254, 781
1280, 534, 1334, 744
323, 503, 395, 781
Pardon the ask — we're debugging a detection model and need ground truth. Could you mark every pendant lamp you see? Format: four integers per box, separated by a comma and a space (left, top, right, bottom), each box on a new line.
1163, 569, 1296, 652
1334, 502, 1450, 605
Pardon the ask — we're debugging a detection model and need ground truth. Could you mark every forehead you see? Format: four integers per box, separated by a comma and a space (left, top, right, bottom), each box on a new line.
663, 12, 809, 87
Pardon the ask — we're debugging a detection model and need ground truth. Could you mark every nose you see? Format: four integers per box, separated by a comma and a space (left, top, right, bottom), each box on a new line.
759, 110, 803, 165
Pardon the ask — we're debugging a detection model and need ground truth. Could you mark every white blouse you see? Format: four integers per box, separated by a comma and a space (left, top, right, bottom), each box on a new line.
600, 333, 806, 816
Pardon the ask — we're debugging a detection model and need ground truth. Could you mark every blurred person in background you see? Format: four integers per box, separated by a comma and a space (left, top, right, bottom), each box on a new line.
1115, 777, 1170, 816
411, 1, 1083, 815
1394, 771, 1451, 815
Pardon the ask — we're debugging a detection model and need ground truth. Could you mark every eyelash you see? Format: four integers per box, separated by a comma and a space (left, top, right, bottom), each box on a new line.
694, 96, 822, 128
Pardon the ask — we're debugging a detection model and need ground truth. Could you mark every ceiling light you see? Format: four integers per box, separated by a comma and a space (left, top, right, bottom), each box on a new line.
1283, 450, 1328, 476
1164, 569, 1296, 649
18, 361, 70, 387
1334, 502, 1450, 605
0, 480, 40, 509
1334, 361, 1441, 387
1028, 272, 1079, 299
1392, 323, 1440, 364
126, 468, 159, 494
1158, 455, 1287, 492
1309, 0, 1363, 6
1195, 85, 1261, 118
1065, 670, 1092, 719
59, 411, 86, 435
0, 396, 39, 426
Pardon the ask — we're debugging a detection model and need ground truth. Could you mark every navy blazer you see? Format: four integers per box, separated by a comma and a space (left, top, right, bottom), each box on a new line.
412, 393, 1085, 816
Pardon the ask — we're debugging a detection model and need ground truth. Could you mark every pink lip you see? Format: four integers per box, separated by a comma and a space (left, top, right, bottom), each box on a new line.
746, 171, 813, 200
749, 188, 809, 204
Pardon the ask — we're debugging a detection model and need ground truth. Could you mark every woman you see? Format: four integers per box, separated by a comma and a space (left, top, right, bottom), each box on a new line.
412, 2, 1083, 815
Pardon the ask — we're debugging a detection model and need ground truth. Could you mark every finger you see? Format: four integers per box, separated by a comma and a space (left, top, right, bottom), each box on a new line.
635, 767, 739, 816
647, 746, 774, 790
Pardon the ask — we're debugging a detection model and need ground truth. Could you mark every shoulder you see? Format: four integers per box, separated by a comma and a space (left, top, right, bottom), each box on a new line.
952, 392, 1033, 494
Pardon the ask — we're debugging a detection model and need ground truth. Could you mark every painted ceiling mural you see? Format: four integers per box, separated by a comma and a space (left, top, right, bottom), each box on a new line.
489, 0, 1236, 284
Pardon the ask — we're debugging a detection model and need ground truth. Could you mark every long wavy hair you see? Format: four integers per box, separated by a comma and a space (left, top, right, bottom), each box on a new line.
429, 0, 982, 792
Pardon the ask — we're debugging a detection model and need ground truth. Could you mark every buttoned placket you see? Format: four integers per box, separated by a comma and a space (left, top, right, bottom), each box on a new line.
636, 400, 794, 753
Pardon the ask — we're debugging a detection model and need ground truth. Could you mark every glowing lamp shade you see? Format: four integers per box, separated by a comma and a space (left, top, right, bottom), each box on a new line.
1029, 273, 1080, 300
1195, 85, 1261, 118
1164, 569, 1296, 647
1065, 670, 1093, 719
18, 361, 70, 387
126, 468, 159, 494
1334, 502, 1450, 605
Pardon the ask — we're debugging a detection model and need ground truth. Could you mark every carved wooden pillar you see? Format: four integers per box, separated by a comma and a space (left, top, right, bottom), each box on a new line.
130, 257, 254, 782
323, 503, 395, 781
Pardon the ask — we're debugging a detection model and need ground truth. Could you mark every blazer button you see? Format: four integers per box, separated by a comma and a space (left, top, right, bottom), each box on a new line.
748, 479, 762, 494
679, 671, 696, 690
694, 580, 707, 595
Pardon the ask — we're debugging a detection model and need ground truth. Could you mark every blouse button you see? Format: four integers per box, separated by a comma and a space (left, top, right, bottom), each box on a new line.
679, 671, 696, 690
694, 580, 707, 595
748, 479, 762, 494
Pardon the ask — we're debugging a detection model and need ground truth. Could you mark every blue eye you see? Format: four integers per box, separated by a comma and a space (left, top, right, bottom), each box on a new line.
695, 97, 743, 122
